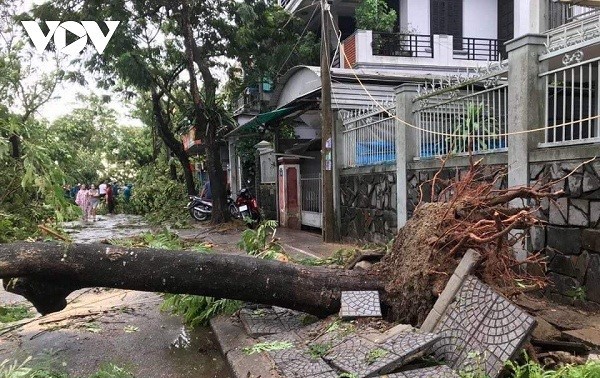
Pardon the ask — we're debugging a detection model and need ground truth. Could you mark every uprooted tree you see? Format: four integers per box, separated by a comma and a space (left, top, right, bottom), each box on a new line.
0, 160, 569, 323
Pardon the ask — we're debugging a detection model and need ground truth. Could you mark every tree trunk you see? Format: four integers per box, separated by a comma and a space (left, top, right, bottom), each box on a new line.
179, 0, 229, 222
151, 89, 196, 195
0, 242, 384, 317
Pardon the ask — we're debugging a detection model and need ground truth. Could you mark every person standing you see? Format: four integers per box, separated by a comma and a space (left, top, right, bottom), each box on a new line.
200, 179, 212, 200
98, 181, 107, 199
106, 183, 115, 214
123, 184, 132, 203
75, 184, 91, 223
89, 184, 100, 221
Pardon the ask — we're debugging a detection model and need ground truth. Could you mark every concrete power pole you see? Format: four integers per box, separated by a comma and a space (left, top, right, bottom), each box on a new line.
320, 0, 335, 242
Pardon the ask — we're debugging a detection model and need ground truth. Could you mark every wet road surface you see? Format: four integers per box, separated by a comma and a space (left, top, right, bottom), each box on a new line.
0, 214, 232, 377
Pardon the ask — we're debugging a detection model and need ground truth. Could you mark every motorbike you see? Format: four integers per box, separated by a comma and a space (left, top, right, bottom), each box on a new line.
187, 195, 238, 222
235, 187, 261, 226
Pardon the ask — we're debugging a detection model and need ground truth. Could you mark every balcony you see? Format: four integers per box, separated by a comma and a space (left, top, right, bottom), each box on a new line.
341, 30, 506, 71
233, 87, 271, 117
543, 5, 600, 59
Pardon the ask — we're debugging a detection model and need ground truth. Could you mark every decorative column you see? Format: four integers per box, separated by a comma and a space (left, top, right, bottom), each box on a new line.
506, 34, 548, 262
514, 0, 549, 38
277, 157, 301, 229
395, 84, 420, 228
506, 35, 547, 191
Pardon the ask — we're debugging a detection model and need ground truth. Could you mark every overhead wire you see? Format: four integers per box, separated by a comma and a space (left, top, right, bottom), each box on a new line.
275, 3, 320, 79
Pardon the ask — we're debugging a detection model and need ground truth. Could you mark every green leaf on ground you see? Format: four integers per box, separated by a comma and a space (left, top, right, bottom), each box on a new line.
242, 341, 293, 355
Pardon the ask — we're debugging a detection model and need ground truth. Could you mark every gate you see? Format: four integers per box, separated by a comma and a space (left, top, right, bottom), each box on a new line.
300, 174, 322, 228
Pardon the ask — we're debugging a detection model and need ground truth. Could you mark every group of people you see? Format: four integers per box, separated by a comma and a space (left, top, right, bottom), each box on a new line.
70, 181, 130, 222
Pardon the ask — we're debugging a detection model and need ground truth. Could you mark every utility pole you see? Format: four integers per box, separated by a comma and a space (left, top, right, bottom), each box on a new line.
320, 0, 335, 242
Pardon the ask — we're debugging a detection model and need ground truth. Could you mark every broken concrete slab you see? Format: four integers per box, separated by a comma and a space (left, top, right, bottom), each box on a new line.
532, 317, 562, 341
380, 364, 459, 377
340, 291, 382, 319
562, 328, 600, 348
239, 306, 307, 337
324, 335, 401, 377
431, 276, 536, 378
421, 249, 481, 332
324, 332, 440, 377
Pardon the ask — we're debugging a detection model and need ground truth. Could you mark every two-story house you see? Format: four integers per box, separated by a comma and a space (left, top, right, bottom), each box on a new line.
227, 0, 599, 241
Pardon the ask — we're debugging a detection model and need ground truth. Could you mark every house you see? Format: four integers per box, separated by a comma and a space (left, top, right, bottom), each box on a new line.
229, 0, 599, 248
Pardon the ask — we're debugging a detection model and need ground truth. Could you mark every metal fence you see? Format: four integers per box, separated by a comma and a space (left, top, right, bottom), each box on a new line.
372, 33, 434, 58
454, 37, 507, 61
414, 72, 509, 158
341, 105, 396, 168
540, 53, 600, 146
301, 175, 321, 213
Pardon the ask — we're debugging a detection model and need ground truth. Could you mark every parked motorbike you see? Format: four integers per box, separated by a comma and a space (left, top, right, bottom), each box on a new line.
235, 187, 261, 226
187, 195, 238, 222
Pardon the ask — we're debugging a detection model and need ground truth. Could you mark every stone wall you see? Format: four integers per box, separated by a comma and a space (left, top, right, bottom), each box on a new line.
407, 165, 508, 217
257, 183, 277, 221
529, 160, 600, 305
339, 167, 397, 243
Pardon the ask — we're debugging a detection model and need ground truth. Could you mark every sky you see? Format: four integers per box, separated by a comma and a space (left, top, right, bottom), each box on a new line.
16, 0, 142, 126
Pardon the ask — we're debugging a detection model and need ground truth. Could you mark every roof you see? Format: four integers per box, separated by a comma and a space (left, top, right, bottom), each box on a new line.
271, 66, 436, 110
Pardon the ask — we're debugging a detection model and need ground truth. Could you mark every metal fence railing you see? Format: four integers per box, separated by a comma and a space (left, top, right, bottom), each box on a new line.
454, 37, 507, 61
540, 54, 600, 146
545, 3, 600, 55
301, 175, 321, 213
414, 72, 509, 158
372, 33, 434, 58
341, 105, 396, 168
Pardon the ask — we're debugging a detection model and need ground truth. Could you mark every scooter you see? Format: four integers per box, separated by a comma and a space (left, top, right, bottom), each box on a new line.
187, 195, 238, 221
235, 187, 261, 226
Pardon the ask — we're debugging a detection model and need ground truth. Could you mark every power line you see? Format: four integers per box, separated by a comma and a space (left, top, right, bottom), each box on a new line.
275, 3, 320, 79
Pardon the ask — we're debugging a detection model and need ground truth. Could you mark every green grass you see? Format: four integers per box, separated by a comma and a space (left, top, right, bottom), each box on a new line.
0, 305, 33, 323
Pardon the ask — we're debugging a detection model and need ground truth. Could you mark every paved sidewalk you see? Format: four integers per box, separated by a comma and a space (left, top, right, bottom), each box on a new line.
174, 222, 350, 260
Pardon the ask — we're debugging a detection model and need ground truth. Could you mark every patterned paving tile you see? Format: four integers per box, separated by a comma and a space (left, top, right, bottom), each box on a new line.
431, 276, 536, 378
276, 349, 336, 378
340, 291, 382, 318
239, 307, 287, 337
381, 332, 440, 365
261, 334, 337, 378
378, 364, 459, 377
324, 335, 410, 377
239, 306, 308, 337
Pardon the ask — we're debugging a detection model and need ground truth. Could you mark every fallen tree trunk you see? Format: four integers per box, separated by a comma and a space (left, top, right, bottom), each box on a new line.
0, 242, 384, 317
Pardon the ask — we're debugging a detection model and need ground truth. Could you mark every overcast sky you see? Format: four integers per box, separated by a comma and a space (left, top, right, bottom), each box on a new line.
17, 0, 142, 125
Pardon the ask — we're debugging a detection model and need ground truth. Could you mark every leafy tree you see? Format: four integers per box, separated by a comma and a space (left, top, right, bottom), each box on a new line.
355, 0, 397, 33
29, 0, 237, 222
229, 0, 319, 100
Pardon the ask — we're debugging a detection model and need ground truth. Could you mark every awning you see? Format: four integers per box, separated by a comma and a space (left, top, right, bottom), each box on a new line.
226, 104, 305, 137
559, 0, 600, 6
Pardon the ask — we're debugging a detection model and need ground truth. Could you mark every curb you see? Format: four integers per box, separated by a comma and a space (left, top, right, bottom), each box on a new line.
210, 315, 280, 378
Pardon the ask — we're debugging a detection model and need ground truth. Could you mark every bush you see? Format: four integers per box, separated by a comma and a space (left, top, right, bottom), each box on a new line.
119, 164, 188, 225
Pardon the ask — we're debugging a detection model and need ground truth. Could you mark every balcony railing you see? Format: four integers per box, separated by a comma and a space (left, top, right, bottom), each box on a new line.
372, 33, 434, 58
453, 37, 507, 61
544, 8, 600, 56
548, 0, 598, 30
